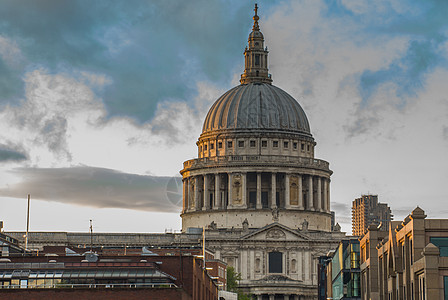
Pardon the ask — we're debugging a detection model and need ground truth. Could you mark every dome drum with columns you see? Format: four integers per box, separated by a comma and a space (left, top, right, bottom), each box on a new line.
180, 5, 333, 232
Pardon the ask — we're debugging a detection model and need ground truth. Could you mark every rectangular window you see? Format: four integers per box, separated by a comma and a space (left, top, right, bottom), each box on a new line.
228, 141, 233, 148
307, 145, 310, 151
210, 143, 214, 150
204, 145, 207, 151
268, 252, 283, 273
218, 142, 222, 149
261, 140, 267, 147
301, 143, 305, 151
250, 140, 256, 147
273, 141, 279, 148
293, 142, 298, 149
284, 141, 289, 148
430, 237, 448, 257
238, 141, 245, 148
255, 54, 260, 66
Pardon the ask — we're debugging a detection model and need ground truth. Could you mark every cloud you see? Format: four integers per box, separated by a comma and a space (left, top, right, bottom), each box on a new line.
0, 166, 183, 212
0, 144, 27, 162
0, 0, 256, 123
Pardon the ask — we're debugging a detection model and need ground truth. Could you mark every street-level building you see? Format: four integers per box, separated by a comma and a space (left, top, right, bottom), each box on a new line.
360, 207, 448, 300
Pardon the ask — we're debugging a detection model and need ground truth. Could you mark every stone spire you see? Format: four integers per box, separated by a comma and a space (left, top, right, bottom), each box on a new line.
240, 4, 273, 85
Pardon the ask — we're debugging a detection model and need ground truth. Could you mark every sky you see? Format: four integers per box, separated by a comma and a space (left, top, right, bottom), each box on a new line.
0, 0, 447, 234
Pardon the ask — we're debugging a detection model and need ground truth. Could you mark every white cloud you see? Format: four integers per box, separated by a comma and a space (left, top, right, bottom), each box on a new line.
260, 0, 448, 232
0, 35, 24, 68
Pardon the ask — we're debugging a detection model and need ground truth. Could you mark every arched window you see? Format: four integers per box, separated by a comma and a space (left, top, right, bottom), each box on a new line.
268, 251, 282, 273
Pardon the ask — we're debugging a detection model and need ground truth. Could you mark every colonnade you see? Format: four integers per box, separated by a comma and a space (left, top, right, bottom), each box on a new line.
182, 172, 330, 213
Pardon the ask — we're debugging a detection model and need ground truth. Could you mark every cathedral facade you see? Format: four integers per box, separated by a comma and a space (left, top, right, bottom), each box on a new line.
180, 5, 344, 299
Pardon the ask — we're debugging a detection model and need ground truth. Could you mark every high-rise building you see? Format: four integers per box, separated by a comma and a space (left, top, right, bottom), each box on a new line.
351, 195, 392, 236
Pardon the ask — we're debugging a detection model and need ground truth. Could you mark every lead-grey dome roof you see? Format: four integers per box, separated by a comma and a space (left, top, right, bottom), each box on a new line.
202, 83, 311, 137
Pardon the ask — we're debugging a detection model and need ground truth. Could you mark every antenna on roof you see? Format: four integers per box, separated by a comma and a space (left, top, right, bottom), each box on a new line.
89, 219, 93, 252
25, 194, 31, 251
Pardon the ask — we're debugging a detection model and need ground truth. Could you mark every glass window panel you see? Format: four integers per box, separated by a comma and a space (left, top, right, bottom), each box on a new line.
95, 270, 104, 278
79, 270, 88, 278
268, 252, 282, 273
87, 271, 96, 278
128, 269, 137, 277
70, 271, 79, 278
430, 237, 448, 257
103, 270, 113, 277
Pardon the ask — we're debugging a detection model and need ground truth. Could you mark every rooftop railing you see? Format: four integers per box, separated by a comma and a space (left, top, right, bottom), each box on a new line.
183, 155, 330, 170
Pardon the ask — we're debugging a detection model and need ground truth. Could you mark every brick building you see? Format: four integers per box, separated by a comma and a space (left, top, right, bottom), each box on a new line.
0, 250, 220, 300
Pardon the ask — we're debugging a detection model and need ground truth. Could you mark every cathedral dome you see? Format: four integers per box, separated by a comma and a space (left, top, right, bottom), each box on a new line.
201, 83, 311, 137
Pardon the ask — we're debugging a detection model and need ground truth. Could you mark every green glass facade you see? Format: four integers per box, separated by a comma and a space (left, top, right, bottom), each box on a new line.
331, 239, 360, 300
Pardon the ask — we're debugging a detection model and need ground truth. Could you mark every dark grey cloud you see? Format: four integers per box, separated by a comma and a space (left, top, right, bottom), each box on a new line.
0, 144, 27, 162
0, 166, 183, 212
0, 0, 259, 123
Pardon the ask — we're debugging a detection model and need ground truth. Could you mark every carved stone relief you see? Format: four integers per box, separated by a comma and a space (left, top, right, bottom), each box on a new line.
266, 228, 286, 239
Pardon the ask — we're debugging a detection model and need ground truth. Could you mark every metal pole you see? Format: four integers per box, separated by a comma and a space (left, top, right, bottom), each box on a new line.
89, 220, 93, 252
25, 194, 30, 250
203, 226, 206, 269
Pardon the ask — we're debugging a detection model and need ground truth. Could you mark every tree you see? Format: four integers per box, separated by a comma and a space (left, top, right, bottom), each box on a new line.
226, 267, 253, 300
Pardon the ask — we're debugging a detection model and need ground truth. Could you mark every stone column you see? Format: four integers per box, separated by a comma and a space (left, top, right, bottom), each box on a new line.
307, 175, 314, 210
228, 173, 233, 209
284, 295, 290, 300
242, 172, 247, 208
323, 178, 328, 212
316, 177, 322, 211
269, 295, 274, 300
256, 172, 262, 209
214, 174, 220, 210
256, 296, 262, 300
298, 174, 304, 209
327, 179, 331, 211
271, 172, 277, 208
182, 178, 187, 213
188, 178, 194, 211
203, 175, 209, 210
194, 176, 200, 210
285, 173, 290, 208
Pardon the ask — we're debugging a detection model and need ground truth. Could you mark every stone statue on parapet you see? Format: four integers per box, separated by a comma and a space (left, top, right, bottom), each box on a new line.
302, 219, 309, 231
271, 207, 279, 222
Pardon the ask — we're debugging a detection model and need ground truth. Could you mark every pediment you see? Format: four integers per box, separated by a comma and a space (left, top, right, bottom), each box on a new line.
241, 223, 310, 241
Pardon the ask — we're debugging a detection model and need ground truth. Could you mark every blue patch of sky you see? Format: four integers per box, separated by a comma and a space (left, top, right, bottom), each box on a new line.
0, 0, 264, 123
357, 0, 448, 107
319, 0, 448, 107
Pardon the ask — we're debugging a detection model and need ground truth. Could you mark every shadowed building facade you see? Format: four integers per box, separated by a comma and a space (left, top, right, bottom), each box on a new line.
180, 5, 345, 299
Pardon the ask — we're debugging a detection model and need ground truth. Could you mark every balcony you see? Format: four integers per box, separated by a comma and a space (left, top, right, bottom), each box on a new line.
182, 155, 330, 172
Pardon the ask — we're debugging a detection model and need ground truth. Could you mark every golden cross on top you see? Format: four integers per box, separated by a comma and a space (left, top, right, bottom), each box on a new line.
254, 3, 258, 16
